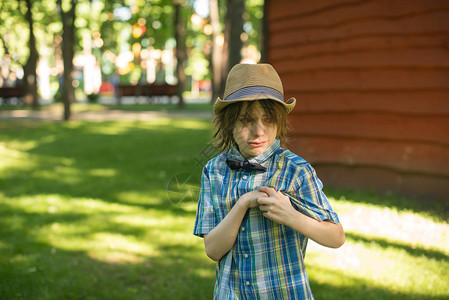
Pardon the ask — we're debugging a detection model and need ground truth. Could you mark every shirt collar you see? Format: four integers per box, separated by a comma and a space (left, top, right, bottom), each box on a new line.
227, 139, 280, 165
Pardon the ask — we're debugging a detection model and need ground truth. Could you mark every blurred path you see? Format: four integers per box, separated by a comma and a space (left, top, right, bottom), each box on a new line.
0, 108, 213, 121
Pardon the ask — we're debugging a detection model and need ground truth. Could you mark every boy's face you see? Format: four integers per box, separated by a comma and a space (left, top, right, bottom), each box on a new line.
232, 101, 278, 159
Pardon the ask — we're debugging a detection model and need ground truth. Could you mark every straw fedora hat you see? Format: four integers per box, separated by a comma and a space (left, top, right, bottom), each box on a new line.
214, 63, 296, 115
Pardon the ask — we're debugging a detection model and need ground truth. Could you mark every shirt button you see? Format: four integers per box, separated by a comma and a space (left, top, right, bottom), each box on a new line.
245, 281, 250, 286
241, 227, 245, 232
244, 254, 249, 258
242, 175, 248, 180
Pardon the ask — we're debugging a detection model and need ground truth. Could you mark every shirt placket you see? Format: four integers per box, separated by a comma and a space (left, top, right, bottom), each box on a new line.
234, 170, 256, 298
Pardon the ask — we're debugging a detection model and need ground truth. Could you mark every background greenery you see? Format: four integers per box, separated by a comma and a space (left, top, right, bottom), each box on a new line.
0, 112, 448, 299
0, 0, 264, 91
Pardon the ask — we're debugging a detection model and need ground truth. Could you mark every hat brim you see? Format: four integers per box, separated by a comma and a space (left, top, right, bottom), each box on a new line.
214, 95, 296, 115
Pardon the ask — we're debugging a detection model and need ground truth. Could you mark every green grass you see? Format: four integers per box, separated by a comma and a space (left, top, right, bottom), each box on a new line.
106, 103, 213, 112
0, 104, 31, 111
0, 119, 448, 300
0, 102, 214, 113
0, 103, 104, 112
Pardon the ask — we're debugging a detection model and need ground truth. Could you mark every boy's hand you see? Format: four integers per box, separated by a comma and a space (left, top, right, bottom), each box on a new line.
239, 190, 268, 209
257, 186, 296, 225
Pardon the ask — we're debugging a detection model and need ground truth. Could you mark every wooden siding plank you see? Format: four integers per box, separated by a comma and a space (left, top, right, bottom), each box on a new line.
288, 113, 449, 145
269, 34, 449, 63
292, 91, 449, 115
294, 90, 449, 117
271, 48, 449, 70
279, 69, 449, 92
269, 11, 449, 48
288, 136, 449, 177
269, 31, 449, 53
314, 165, 449, 200
268, 0, 449, 22
270, 1, 449, 31
268, 0, 367, 21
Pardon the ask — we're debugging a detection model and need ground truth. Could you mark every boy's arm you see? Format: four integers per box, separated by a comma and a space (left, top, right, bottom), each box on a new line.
203, 190, 267, 261
257, 186, 345, 248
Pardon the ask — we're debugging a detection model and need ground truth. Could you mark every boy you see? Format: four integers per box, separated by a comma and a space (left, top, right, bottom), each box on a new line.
194, 63, 345, 299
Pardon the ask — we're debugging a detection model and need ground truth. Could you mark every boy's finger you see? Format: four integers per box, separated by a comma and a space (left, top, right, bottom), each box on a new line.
258, 186, 277, 197
258, 200, 270, 210
257, 191, 268, 197
257, 196, 271, 206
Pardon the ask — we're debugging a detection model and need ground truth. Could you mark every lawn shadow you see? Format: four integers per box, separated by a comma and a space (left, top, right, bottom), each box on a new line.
0, 237, 215, 299
0, 190, 215, 299
0, 120, 209, 213
308, 265, 447, 300
345, 232, 449, 262
324, 186, 449, 222
0, 120, 216, 298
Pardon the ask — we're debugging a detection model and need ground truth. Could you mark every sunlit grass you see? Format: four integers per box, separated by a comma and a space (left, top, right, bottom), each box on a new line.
307, 197, 449, 299
0, 119, 215, 299
0, 118, 448, 299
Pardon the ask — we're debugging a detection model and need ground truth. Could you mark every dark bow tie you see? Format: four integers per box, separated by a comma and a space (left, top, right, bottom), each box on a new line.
226, 158, 267, 172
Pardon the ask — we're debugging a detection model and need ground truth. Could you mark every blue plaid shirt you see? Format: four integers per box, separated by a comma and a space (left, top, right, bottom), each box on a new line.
193, 139, 340, 299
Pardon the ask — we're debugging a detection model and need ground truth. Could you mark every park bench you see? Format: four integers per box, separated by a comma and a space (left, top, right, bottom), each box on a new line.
0, 86, 24, 105
117, 83, 177, 103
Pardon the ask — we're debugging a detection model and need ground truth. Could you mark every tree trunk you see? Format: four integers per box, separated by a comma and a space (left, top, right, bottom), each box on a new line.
0, 36, 9, 87
209, 0, 223, 104
57, 0, 76, 121
24, 0, 39, 109
226, 0, 244, 70
260, 0, 269, 63
174, 0, 187, 109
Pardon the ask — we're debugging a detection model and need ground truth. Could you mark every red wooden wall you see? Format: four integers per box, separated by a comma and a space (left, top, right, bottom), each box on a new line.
266, 0, 449, 200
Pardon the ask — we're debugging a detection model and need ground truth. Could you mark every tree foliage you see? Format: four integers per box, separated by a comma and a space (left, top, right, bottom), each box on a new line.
0, 0, 264, 116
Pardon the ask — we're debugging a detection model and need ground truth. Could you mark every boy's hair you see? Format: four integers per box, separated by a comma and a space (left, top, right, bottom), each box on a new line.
213, 99, 289, 152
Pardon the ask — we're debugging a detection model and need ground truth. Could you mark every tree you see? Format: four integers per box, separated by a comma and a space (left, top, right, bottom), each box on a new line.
259, 0, 268, 62
174, 0, 187, 108
0, 1, 28, 89
209, 0, 246, 104
0, 0, 263, 110
225, 0, 244, 70
23, 0, 39, 109
57, 0, 76, 121
209, 0, 223, 104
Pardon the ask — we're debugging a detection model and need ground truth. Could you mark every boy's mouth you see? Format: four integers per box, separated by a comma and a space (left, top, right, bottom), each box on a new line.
248, 141, 265, 148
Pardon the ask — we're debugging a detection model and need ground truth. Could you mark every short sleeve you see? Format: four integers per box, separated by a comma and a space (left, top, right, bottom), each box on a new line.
193, 165, 218, 237
287, 164, 340, 223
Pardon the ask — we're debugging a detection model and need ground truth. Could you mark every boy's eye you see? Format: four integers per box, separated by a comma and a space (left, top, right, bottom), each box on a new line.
264, 117, 274, 123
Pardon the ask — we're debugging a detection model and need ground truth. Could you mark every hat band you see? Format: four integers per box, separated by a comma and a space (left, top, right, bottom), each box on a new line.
224, 86, 284, 102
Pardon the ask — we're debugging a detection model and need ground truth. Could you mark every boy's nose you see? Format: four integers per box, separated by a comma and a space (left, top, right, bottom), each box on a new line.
252, 120, 265, 136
